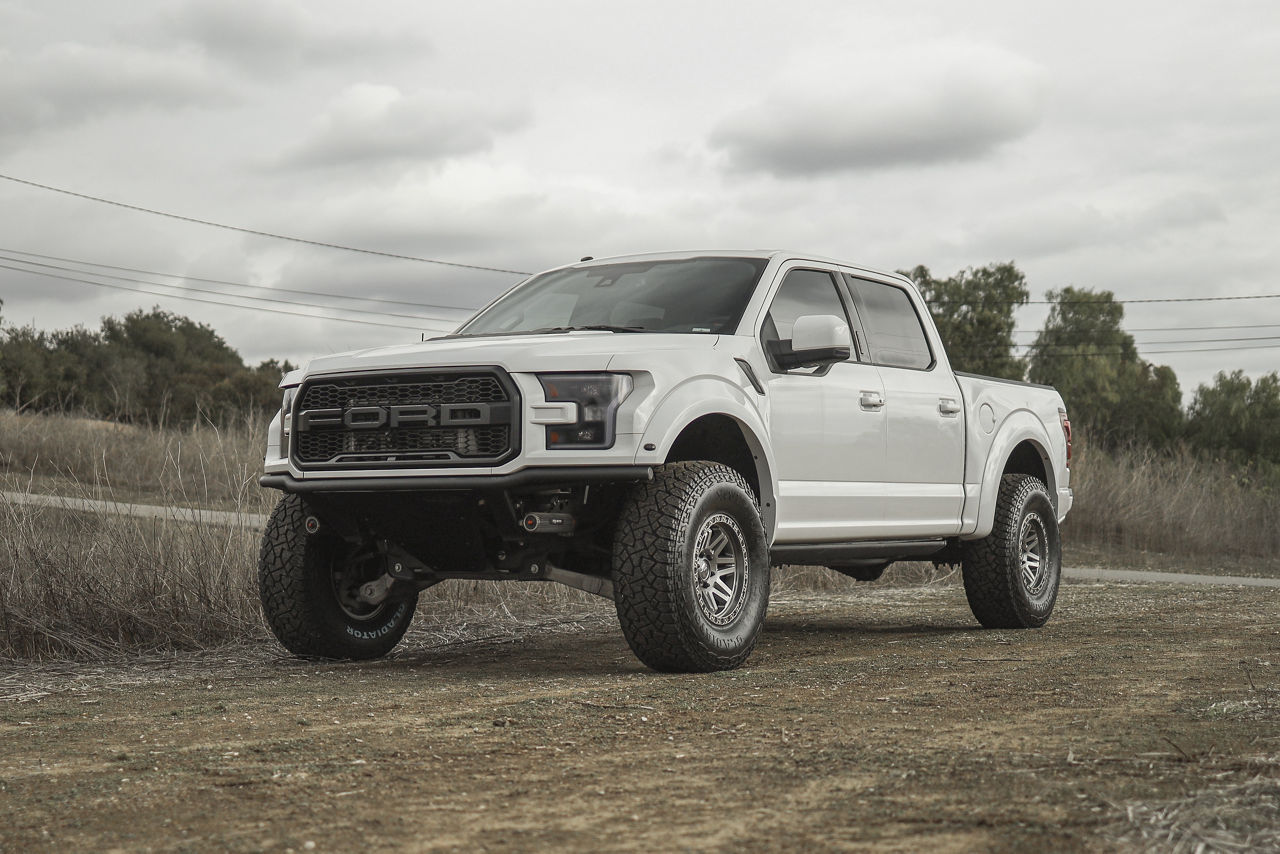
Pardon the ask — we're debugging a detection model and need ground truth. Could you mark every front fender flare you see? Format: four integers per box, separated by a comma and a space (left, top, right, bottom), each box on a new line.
633, 376, 778, 539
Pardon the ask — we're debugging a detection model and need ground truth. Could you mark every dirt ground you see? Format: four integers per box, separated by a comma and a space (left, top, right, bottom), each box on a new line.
1, 579, 1277, 853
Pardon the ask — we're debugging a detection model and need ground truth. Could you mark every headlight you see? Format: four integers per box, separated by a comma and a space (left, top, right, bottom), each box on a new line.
537, 373, 632, 449
278, 387, 297, 456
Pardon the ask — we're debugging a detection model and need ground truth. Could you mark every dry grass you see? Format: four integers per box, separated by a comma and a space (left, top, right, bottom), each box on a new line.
2, 410, 1278, 659
0, 409, 275, 514
1066, 440, 1280, 568
1107, 771, 1280, 853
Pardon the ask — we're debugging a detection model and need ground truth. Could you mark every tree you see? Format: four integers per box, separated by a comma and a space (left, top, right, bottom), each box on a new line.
904, 262, 1028, 380
47, 326, 103, 412
100, 308, 244, 425
0, 325, 54, 412
1, 306, 290, 425
209, 359, 296, 421
1027, 287, 1183, 446
1186, 370, 1280, 468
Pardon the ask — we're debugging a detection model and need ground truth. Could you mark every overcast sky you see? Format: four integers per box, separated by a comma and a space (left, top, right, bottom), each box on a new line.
1, 0, 1277, 398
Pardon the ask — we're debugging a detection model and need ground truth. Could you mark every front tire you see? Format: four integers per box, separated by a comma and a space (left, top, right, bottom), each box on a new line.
961, 474, 1061, 628
258, 494, 417, 659
613, 462, 770, 672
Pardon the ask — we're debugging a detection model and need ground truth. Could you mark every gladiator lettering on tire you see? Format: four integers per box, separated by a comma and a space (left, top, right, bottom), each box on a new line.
258, 494, 417, 660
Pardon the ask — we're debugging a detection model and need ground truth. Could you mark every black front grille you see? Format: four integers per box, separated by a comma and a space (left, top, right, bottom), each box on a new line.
291, 368, 519, 469
299, 375, 508, 409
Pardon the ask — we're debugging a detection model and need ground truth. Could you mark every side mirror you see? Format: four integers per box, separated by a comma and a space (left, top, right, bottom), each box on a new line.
774, 314, 852, 369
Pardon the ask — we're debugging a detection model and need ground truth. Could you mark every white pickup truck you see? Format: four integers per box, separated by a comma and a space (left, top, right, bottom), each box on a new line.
259, 251, 1073, 672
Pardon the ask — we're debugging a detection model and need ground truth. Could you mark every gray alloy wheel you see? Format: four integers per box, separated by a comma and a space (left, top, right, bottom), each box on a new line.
691, 513, 750, 627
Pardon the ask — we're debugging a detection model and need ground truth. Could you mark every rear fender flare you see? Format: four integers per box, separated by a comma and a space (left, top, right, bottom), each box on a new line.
968, 411, 1055, 540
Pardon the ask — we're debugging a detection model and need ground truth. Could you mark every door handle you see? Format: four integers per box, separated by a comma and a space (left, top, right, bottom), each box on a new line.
860, 391, 885, 410
938, 398, 962, 416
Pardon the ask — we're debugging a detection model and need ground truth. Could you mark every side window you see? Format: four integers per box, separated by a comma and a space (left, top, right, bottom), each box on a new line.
763, 269, 849, 341
761, 269, 853, 372
849, 278, 933, 370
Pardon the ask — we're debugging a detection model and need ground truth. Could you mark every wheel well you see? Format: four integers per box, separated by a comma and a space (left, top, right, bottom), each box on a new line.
666, 414, 761, 500
1003, 440, 1050, 490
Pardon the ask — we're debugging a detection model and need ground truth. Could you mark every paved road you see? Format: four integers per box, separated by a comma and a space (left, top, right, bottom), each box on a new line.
1065, 566, 1280, 588
1, 490, 269, 528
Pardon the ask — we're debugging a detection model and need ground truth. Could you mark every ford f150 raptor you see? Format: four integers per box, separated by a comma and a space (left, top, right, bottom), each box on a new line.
258, 251, 1073, 672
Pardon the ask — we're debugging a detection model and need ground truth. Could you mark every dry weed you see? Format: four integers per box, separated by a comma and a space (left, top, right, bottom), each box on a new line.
1107, 770, 1280, 853
1068, 440, 1280, 561
0, 409, 274, 514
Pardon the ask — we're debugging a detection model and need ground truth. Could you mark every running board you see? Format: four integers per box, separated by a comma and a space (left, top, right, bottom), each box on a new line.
770, 539, 948, 566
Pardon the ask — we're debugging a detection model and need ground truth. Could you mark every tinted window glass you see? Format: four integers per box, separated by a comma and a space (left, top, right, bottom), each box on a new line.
763, 270, 847, 341
459, 257, 768, 336
849, 279, 932, 370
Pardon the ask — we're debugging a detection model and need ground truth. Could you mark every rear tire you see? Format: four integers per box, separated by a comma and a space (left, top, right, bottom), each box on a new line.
258, 494, 417, 659
961, 474, 1061, 629
613, 462, 770, 672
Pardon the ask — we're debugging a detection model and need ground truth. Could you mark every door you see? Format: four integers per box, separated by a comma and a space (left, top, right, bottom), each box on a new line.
846, 275, 966, 537
761, 266, 888, 542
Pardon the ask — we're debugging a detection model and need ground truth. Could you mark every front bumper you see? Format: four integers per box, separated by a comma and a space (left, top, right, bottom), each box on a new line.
259, 465, 653, 494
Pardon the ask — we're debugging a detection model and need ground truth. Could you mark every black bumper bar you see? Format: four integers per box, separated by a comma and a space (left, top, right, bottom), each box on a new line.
259, 466, 654, 494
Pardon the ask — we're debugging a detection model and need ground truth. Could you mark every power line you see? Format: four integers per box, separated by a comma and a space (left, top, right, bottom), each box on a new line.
929, 292, 1280, 306
0, 246, 478, 314
1030, 342, 1280, 358
0, 262, 453, 332
0, 254, 462, 326
1017, 334, 1280, 350
0, 172, 532, 276
1015, 321, 1280, 335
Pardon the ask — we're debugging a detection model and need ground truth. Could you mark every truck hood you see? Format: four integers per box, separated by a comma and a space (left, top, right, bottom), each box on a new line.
300, 331, 721, 376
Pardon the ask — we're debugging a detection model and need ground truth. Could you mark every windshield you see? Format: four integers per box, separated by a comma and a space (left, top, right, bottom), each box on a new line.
457, 256, 768, 337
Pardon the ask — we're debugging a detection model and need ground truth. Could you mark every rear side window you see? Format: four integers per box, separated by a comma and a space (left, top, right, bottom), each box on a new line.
848, 278, 933, 370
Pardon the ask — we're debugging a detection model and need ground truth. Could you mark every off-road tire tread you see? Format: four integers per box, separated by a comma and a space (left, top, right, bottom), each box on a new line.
258, 494, 414, 659
961, 473, 1059, 629
613, 461, 768, 673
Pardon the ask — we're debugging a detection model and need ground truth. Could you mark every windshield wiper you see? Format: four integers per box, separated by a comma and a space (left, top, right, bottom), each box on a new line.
445, 324, 651, 339
531, 325, 650, 334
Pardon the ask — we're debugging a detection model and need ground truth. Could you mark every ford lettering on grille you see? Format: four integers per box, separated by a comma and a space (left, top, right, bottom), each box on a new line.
290, 369, 519, 470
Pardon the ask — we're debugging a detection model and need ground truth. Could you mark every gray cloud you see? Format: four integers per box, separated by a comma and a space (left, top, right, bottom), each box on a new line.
276, 85, 530, 171
162, 0, 427, 74
0, 41, 232, 145
964, 192, 1229, 261
709, 42, 1045, 175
